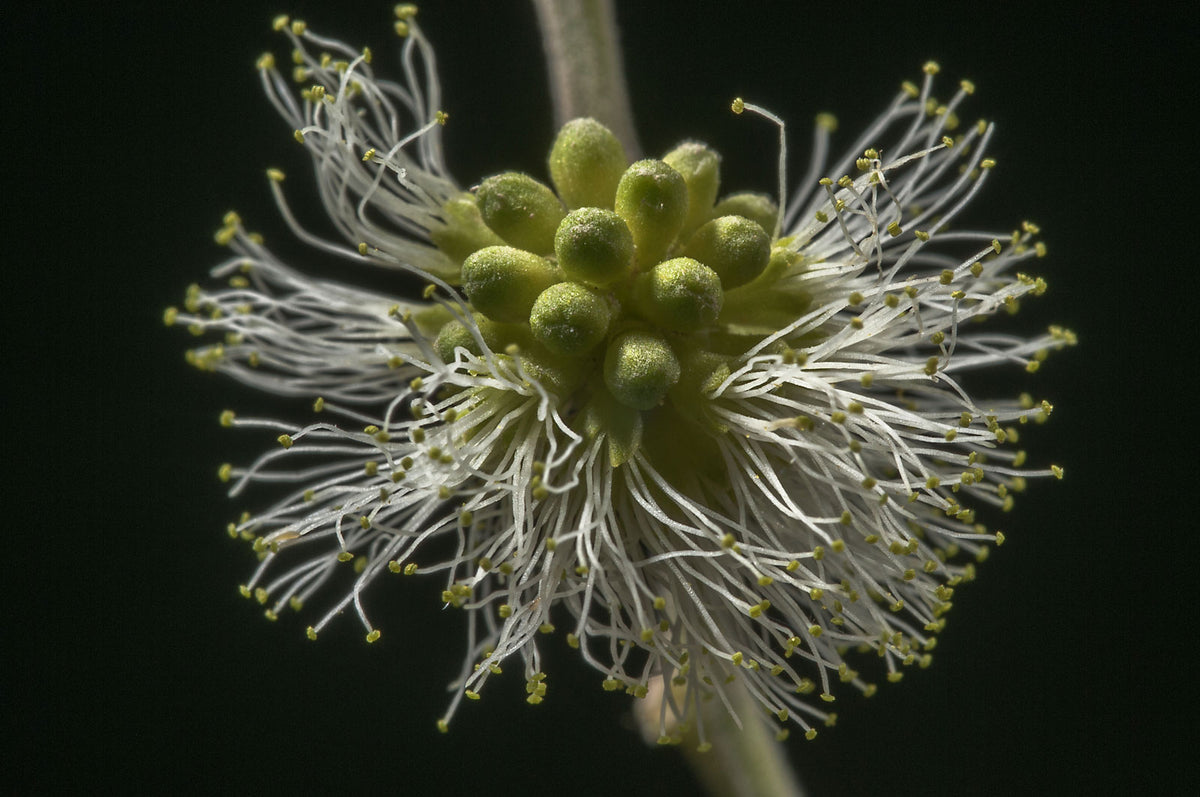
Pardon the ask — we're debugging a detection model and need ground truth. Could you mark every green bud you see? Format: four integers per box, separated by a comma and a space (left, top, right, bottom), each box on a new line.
430, 193, 506, 266
614, 159, 688, 268
669, 346, 732, 419
554, 208, 634, 288
516, 343, 589, 396
603, 329, 681, 411
635, 257, 723, 332
548, 118, 628, 210
663, 142, 721, 238
435, 313, 529, 362
582, 386, 643, 467
719, 246, 811, 334
529, 281, 611, 356
434, 317, 476, 362
461, 245, 560, 324
476, 316, 536, 352
713, 192, 779, 238
476, 172, 565, 254
683, 215, 771, 290
435, 315, 584, 394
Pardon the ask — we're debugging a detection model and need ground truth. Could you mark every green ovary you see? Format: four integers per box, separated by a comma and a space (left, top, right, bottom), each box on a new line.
428, 118, 812, 467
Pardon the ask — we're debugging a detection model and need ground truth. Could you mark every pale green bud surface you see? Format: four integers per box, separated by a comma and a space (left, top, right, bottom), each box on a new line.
603, 330, 681, 411
684, 215, 771, 290
530, 282, 611, 356
436, 313, 530, 361
636, 257, 723, 332
614, 159, 688, 267
434, 317, 476, 362
671, 347, 733, 403
548, 118, 628, 210
476, 172, 566, 254
584, 388, 643, 468
461, 246, 561, 324
430, 193, 507, 266
554, 208, 634, 287
713, 192, 780, 238
663, 142, 721, 237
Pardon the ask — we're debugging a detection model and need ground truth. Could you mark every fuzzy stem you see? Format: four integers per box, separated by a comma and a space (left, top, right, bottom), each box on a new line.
635, 679, 805, 797
531, 0, 641, 157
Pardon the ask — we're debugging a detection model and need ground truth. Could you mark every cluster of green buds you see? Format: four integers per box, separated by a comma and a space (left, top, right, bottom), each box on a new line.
429, 118, 809, 465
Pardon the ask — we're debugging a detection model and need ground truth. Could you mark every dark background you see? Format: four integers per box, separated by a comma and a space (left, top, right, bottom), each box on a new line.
8, 0, 1187, 793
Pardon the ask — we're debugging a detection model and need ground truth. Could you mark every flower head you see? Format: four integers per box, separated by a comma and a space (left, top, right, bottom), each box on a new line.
168, 13, 1074, 746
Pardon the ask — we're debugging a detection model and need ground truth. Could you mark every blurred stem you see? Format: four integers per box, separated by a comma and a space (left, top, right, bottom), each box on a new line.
531, 0, 641, 157
636, 679, 805, 797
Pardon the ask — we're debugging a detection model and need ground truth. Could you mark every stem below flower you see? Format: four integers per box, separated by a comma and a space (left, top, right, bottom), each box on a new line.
635, 679, 806, 797
531, 0, 641, 157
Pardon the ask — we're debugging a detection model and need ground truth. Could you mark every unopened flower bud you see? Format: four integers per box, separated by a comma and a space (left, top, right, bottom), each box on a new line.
462, 245, 560, 323
554, 208, 634, 288
436, 313, 531, 362
713, 192, 779, 238
635, 257, 723, 332
603, 330, 680, 410
436, 312, 525, 360
684, 215, 771, 289
548, 118, 628, 210
476, 172, 565, 254
430, 193, 506, 265
530, 281, 611, 356
434, 317, 476, 362
614, 159, 688, 268
663, 141, 721, 238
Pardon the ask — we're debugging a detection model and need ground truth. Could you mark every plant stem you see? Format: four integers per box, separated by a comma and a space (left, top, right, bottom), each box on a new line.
531, 0, 641, 157
635, 679, 806, 797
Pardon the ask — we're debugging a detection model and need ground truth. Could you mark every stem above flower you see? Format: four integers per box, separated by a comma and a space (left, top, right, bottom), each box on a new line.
531, 0, 641, 157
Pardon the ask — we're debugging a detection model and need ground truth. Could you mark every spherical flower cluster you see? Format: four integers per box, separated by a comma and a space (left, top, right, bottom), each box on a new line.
168, 12, 1074, 746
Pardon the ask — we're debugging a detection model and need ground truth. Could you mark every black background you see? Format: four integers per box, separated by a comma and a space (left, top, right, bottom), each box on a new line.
8, 1, 1187, 794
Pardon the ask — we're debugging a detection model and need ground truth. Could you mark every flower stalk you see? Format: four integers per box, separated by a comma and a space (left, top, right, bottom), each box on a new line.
637, 679, 806, 797
532, 0, 640, 157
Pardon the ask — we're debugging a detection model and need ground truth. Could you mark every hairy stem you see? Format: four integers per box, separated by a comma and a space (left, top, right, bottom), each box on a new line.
531, 0, 641, 157
636, 679, 806, 797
